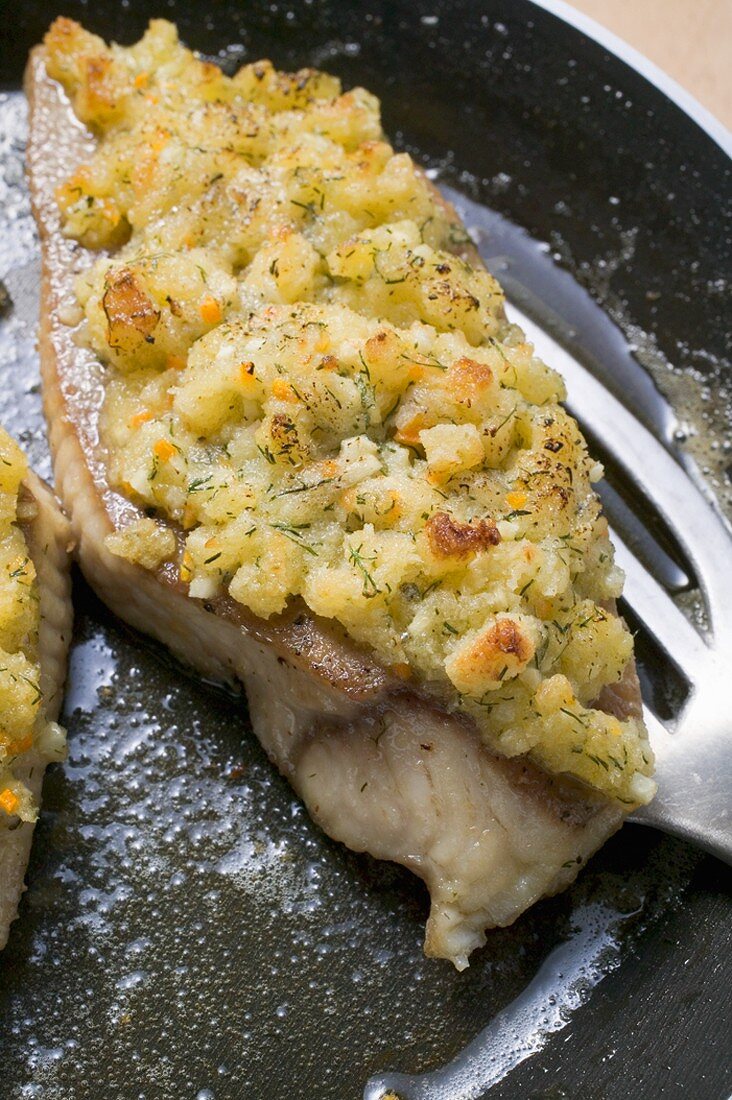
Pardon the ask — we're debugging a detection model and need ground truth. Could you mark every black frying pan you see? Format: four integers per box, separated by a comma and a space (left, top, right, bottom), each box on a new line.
0, 2, 730, 1097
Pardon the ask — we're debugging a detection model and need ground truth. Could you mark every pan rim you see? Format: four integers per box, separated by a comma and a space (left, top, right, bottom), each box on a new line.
529, 0, 732, 156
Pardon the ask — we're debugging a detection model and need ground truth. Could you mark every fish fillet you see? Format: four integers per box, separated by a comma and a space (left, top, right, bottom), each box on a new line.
0, 470, 72, 950
25, 44, 641, 969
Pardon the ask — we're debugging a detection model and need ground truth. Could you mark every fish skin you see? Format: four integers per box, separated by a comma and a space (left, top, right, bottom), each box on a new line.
25, 47, 631, 967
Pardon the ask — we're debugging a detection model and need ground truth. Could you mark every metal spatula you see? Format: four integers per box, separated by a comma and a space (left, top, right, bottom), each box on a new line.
514, 306, 732, 865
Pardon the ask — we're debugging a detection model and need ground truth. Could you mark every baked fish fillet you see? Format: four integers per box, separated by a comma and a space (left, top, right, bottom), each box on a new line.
0, 460, 72, 950
26, 38, 645, 969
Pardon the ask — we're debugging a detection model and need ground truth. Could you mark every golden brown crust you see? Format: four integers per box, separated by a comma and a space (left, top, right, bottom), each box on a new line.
102, 267, 161, 350
425, 511, 501, 559
24, 43, 640, 809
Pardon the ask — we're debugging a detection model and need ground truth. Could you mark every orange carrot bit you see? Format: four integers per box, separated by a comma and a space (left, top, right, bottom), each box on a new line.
129, 409, 154, 429
239, 361, 256, 385
394, 413, 429, 447
153, 439, 176, 462
0, 788, 20, 816
166, 354, 187, 372
9, 733, 34, 755
200, 297, 222, 325
391, 662, 413, 681
506, 490, 527, 510
133, 70, 149, 89
271, 379, 295, 402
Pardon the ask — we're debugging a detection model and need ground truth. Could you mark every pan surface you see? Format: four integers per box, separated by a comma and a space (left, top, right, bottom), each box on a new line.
0, 2, 730, 1097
